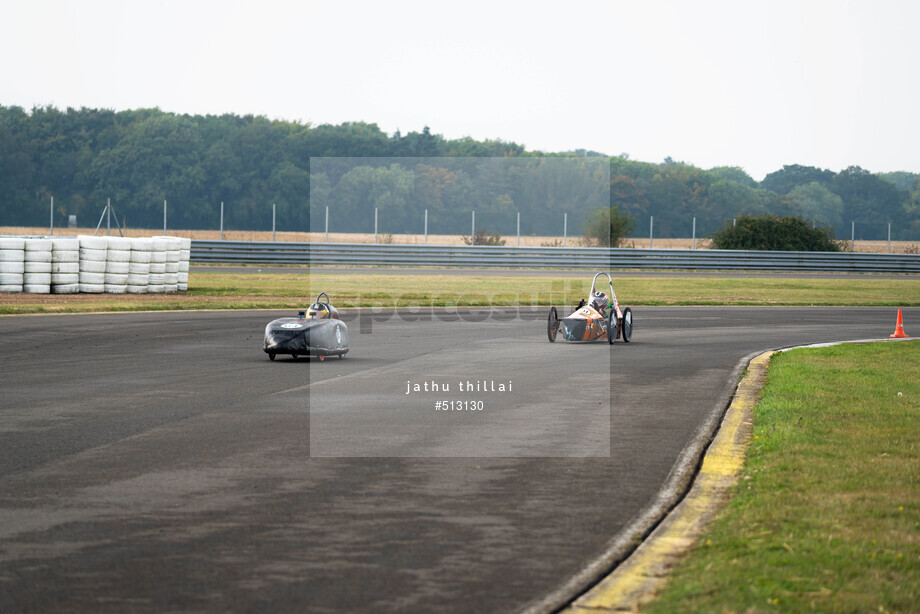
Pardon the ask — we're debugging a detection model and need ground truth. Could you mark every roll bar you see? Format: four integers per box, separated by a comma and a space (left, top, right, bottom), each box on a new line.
588, 272, 621, 318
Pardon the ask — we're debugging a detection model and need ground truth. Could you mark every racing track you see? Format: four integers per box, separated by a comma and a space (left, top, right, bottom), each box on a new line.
0, 306, 908, 613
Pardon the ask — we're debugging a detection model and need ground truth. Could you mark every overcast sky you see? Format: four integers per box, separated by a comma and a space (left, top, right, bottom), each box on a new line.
2, 0, 917, 180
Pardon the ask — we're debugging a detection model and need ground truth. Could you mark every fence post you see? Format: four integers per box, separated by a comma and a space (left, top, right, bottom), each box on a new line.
851, 221, 855, 252
517, 211, 520, 247
107, 198, 111, 236
424, 209, 428, 245
692, 216, 696, 250
163, 200, 167, 235
375, 207, 378, 244
220, 202, 224, 240
564, 212, 567, 247
50, 196, 54, 236
649, 215, 653, 249
888, 221, 891, 254
471, 210, 475, 243
325, 206, 329, 243
272, 203, 276, 241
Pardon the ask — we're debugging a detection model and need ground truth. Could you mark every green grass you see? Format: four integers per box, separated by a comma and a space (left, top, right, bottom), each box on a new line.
203, 273, 920, 306
2, 272, 919, 314
645, 341, 920, 613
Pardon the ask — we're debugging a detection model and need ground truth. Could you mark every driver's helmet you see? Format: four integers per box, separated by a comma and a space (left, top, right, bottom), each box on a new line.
590, 290, 609, 314
307, 302, 331, 319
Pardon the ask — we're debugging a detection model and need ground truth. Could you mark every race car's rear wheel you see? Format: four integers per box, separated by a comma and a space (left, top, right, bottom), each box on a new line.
547, 307, 559, 342
291, 353, 298, 360
622, 307, 633, 343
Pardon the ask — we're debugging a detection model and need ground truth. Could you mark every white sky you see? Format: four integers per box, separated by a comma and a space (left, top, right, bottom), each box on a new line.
1, 0, 918, 180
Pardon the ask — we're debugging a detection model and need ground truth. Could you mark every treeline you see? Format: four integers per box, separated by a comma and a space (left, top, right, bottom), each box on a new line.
0, 105, 524, 232
308, 157, 609, 236
1, 105, 918, 239
610, 158, 920, 240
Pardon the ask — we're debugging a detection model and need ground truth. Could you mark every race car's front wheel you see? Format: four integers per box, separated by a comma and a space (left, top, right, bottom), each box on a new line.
607, 309, 616, 344
547, 306, 559, 342
268, 352, 276, 361
621, 307, 633, 343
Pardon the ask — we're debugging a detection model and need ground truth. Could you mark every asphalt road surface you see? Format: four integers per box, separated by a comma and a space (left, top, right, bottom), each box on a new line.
0, 306, 907, 613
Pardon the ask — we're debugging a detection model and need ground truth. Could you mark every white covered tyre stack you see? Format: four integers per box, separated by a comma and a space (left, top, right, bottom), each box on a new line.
0, 238, 25, 293
148, 238, 167, 293
127, 238, 151, 293
51, 238, 80, 294
178, 237, 190, 291
104, 237, 130, 294
23, 239, 52, 293
163, 238, 181, 292
78, 235, 107, 293
2, 235, 188, 294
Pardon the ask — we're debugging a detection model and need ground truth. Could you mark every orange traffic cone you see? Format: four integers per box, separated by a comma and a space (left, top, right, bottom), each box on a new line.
890, 309, 909, 338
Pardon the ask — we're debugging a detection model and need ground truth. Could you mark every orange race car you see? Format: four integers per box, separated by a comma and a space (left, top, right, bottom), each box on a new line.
547, 272, 633, 344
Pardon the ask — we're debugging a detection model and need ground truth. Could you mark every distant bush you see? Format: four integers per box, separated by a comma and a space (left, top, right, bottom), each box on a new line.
583, 206, 635, 247
463, 229, 506, 246
710, 215, 841, 251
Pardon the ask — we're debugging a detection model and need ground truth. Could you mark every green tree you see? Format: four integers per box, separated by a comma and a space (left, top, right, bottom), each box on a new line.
268, 161, 310, 231
88, 113, 206, 227
761, 164, 834, 195
787, 181, 845, 229
704, 179, 773, 223
583, 206, 635, 247
708, 166, 757, 188
0, 106, 36, 222
332, 164, 415, 233
830, 165, 904, 238
879, 171, 920, 192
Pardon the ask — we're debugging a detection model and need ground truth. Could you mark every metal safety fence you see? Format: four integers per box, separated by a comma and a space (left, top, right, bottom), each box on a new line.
190, 241, 920, 273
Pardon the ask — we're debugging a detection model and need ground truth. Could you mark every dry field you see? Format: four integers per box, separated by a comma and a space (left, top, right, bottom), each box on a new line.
2, 226, 918, 253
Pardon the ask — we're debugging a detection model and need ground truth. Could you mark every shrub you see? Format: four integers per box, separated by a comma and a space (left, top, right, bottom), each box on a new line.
710, 215, 841, 251
583, 206, 635, 247
463, 229, 506, 246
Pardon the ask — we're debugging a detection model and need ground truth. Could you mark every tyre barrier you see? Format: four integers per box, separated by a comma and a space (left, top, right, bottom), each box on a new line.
178, 237, 190, 291
104, 237, 131, 294
148, 238, 168, 293
23, 239, 52, 293
162, 236, 181, 292
79, 235, 106, 293
0, 237, 26, 293
52, 238, 80, 294
0, 235, 191, 294
127, 238, 151, 293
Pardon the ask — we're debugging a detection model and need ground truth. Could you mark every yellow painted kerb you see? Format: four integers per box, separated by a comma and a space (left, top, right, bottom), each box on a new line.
565, 351, 774, 613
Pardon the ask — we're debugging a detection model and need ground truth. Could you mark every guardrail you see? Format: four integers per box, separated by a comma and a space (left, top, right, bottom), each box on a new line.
190, 240, 920, 273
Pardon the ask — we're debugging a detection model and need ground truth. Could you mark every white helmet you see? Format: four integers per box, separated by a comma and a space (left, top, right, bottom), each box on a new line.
591, 290, 608, 313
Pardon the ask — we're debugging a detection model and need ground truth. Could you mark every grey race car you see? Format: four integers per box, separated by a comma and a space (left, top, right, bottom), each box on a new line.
263, 292, 349, 361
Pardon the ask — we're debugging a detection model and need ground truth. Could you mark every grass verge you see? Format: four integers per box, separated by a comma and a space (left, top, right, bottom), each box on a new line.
645, 340, 920, 613
1, 272, 920, 314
